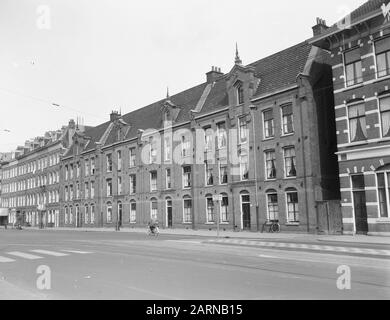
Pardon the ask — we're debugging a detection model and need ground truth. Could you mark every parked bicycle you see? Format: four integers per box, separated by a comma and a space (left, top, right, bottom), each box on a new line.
261, 220, 281, 233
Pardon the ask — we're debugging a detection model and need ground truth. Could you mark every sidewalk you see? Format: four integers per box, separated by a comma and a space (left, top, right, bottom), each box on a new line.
21, 226, 390, 246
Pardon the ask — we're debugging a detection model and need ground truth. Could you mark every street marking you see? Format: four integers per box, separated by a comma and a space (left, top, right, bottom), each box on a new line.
258, 254, 276, 258
205, 239, 390, 257
30, 250, 69, 257
6, 252, 43, 260
0, 256, 15, 263
61, 250, 92, 254
165, 240, 202, 244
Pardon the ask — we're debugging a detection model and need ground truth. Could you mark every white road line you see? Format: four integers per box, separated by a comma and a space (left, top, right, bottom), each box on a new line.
61, 250, 92, 254
30, 250, 69, 257
6, 252, 43, 260
0, 255, 15, 263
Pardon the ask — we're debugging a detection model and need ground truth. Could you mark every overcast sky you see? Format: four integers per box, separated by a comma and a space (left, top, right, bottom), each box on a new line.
0, 0, 365, 152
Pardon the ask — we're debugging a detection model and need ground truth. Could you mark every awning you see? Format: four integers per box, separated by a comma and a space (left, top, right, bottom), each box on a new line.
0, 208, 9, 217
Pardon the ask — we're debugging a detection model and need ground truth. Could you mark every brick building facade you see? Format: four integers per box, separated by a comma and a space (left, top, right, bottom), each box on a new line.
59, 42, 340, 233
0, 120, 85, 227
311, 0, 390, 235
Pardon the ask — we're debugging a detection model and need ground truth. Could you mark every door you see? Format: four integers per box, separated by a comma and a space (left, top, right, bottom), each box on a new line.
166, 200, 173, 228
118, 203, 123, 228
241, 195, 251, 230
353, 191, 368, 234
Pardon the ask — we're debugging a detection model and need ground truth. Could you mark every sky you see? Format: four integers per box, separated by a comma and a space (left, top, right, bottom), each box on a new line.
0, 0, 366, 152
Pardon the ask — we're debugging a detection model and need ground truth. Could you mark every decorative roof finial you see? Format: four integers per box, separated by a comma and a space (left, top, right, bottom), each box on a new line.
235, 42, 242, 65
166, 86, 170, 100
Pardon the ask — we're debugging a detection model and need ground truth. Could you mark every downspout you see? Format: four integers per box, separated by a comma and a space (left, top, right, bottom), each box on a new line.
298, 76, 311, 233
250, 105, 260, 231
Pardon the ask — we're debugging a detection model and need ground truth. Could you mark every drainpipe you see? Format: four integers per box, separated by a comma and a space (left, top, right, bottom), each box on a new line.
250, 105, 260, 231
298, 77, 310, 233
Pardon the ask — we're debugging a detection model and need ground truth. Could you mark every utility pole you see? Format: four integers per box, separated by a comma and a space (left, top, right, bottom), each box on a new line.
250, 105, 260, 232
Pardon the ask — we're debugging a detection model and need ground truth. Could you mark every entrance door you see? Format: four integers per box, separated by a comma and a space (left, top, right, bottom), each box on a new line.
241, 195, 251, 230
166, 200, 173, 228
118, 203, 123, 228
353, 191, 368, 234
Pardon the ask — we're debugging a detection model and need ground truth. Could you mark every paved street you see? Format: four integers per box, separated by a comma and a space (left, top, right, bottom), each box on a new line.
0, 228, 389, 300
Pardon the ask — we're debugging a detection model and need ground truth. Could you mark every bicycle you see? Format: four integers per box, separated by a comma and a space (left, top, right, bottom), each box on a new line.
261, 220, 281, 233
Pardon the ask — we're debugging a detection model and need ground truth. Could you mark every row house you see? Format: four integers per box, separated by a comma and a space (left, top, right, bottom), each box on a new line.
59, 40, 340, 233
310, 0, 390, 235
0, 120, 84, 227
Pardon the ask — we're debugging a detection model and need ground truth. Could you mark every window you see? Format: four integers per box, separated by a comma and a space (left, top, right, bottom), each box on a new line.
220, 195, 228, 223
205, 161, 213, 186
117, 150, 122, 171
130, 201, 136, 223
237, 84, 244, 105
118, 176, 122, 194
379, 97, 390, 138
206, 197, 215, 223
348, 103, 367, 142
69, 207, 73, 224
90, 182, 94, 199
70, 164, 74, 179
217, 122, 227, 149
265, 150, 276, 180
183, 197, 192, 223
106, 179, 112, 197
166, 168, 171, 189
91, 158, 95, 175
85, 205, 89, 224
149, 137, 157, 164
70, 185, 74, 200
130, 174, 136, 194
85, 182, 89, 199
150, 171, 157, 192
151, 199, 158, 220
76, 162, 80, 178
219, 163, 228, 185
85, 160, 89, 177
65, 207, 69, 224
106, 154, 112, 172
284, 147, 297, 177
129, 148, 136, 167
263, 109, 274, 138
107, 202, 112, 223
204, 128, 213, 152
281, 104, 294, 135
267, 192, 279, 221
375, 37, 390, 78
65, 165, 69, 180
183, 166, 191, 188
286, 190, 299, 223
377, 172, 390, 218
345, 48, 363, 86
65, 186, 69, 201
238, 117, 248, 143
91, 205, 95, 224
181, 135, 190, 158
164, 136, 171, 161
240, 153, 249, 181
76, 183, 80, 199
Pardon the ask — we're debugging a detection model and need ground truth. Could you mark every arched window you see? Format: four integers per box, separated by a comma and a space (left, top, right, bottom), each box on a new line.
69, 206, 73, 224
85, 204, 89, 224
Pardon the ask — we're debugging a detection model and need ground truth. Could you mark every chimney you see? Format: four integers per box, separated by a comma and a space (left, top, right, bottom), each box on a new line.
110, 110, 121, 122
312, 17, 329, 36
206, 66, 223, 83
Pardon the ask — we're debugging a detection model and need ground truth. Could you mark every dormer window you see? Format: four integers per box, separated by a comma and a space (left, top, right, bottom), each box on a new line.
237, 84, 244, 105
